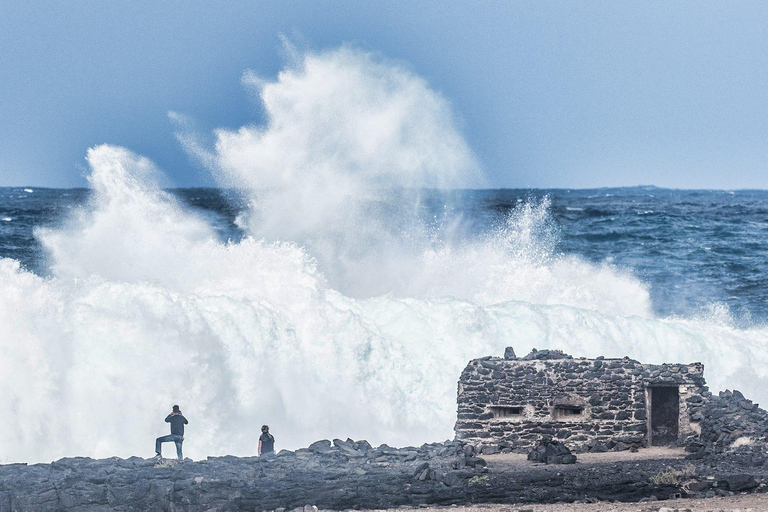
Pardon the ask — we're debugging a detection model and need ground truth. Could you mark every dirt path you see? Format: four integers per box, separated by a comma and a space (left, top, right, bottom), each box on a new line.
375, 492, 768, 511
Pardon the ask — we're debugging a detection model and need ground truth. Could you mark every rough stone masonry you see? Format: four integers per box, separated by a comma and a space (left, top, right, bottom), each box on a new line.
455, 347, 768, 455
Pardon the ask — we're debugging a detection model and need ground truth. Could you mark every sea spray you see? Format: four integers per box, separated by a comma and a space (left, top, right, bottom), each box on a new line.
1, 45, 767, 464
176, 45, 481, 298
2, 145, 767, 464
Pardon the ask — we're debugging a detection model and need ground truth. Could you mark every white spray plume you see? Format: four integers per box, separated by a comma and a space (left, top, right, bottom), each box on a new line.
38, 145, 216, 286
178, 44, 481, 296
406, 198, 653, 317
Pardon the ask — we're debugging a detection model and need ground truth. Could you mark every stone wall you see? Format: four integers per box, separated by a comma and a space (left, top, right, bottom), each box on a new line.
454, 348, 708, 453
688, 389, 768, 456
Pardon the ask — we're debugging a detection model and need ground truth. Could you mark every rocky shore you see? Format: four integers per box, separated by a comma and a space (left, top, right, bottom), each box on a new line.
1, 440, 767, 511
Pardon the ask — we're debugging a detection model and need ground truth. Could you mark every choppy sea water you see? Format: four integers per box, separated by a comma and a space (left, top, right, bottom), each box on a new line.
3, 186, 766, 320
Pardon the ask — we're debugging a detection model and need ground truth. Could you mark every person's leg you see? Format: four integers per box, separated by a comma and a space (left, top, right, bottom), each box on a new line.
173, 435, 183, 459
155, 434, 174, 457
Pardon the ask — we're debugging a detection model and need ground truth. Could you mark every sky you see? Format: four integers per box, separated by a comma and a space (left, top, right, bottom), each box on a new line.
0, 1, 766, 189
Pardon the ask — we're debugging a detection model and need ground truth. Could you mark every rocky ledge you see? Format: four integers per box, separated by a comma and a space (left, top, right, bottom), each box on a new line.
1, 439, 768, 511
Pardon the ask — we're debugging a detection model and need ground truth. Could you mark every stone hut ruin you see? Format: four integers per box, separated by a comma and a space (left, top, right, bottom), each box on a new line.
455, 347, 768, 455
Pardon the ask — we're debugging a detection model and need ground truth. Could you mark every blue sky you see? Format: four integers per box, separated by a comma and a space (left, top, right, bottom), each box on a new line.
0, 1, 766, 189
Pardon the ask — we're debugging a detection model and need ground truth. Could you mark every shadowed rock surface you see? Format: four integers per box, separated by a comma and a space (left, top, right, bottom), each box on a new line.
2, 440, 768, 511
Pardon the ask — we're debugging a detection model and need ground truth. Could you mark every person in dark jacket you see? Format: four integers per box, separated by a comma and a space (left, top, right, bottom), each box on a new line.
155, 405, 188, 459
258, 425, 275, 456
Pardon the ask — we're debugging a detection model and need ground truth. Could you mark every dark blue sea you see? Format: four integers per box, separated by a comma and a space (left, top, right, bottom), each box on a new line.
2, 186, 766, 323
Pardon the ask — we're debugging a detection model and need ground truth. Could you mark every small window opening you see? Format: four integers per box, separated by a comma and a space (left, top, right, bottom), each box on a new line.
490, 406, 523, 418
554, 406, 585, 420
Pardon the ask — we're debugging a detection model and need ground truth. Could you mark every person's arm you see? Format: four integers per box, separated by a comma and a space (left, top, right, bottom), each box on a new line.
258, 439, 262, 456
183, 416, 188, 425
165, 415, 173, 423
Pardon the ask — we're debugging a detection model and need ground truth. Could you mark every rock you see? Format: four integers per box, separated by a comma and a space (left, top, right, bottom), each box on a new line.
718, 473, 758, 491
356, 439, 373, 451
504, 347, 517, 360
464, 456, 487, 468
308, 440, 332, 454
412, 462, 430, 479
614, 411, 630, 420
441, 472, 463, 487
739, 399, 755, 410
521, 348, 572, 360
687, 480, 712, 492
527, 439, 577, 464
614, 442, 630, 452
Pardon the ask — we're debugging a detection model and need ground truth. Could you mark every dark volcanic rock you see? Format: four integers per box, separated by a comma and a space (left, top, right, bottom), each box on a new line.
521, 348, 572, 360
718, 473, 759, 491
307, 439, 332, 454
0, 441, 483, 511
2, 443, 768, 510
527, 438, 577, 464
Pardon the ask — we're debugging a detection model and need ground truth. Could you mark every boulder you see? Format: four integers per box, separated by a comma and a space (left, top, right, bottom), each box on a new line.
718, 474, 758, 491
527, 439, 577, 464
308, 440, 332, 454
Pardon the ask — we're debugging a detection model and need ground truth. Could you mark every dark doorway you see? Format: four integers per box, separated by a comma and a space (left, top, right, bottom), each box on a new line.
650, 387, 679, 446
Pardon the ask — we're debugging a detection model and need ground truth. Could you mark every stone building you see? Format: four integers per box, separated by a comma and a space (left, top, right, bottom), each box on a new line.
454, 348, 710, 453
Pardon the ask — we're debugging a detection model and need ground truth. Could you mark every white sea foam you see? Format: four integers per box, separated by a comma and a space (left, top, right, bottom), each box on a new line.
1, 46, 767, 464
176, 45, 481, 298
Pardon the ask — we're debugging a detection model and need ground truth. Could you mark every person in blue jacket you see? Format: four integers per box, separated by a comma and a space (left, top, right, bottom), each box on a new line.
155, 405, 188, 459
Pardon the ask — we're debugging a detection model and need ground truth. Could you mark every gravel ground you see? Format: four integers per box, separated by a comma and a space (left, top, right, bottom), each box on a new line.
483, 446, 687, 465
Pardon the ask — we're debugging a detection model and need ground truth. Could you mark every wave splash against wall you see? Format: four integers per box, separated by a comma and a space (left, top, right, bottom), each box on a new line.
1, 46, 767, 463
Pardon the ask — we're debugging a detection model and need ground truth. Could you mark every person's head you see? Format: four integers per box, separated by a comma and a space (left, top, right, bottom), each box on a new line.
172, 405, 180, 413
261, 425, 269, 433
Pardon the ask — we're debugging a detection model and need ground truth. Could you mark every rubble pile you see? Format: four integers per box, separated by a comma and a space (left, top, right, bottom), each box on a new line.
526, 438, 577, 464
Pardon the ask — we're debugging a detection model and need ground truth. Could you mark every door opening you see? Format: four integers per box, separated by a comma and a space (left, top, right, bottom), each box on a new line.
649, 386, 679, 446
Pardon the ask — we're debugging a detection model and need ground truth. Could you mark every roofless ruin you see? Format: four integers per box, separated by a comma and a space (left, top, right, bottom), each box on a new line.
455, 347, 768, 455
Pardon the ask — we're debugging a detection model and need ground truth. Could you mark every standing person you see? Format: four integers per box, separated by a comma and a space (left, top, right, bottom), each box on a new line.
258, 425, 275, 457
155, 405, 188, 460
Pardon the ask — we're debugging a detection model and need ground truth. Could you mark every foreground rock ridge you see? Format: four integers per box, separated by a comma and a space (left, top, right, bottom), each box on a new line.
2, 440, 768, 511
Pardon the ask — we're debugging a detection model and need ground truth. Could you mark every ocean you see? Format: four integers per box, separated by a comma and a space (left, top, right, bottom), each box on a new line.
1, 179, 767, 463
3, 186, 767, 321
